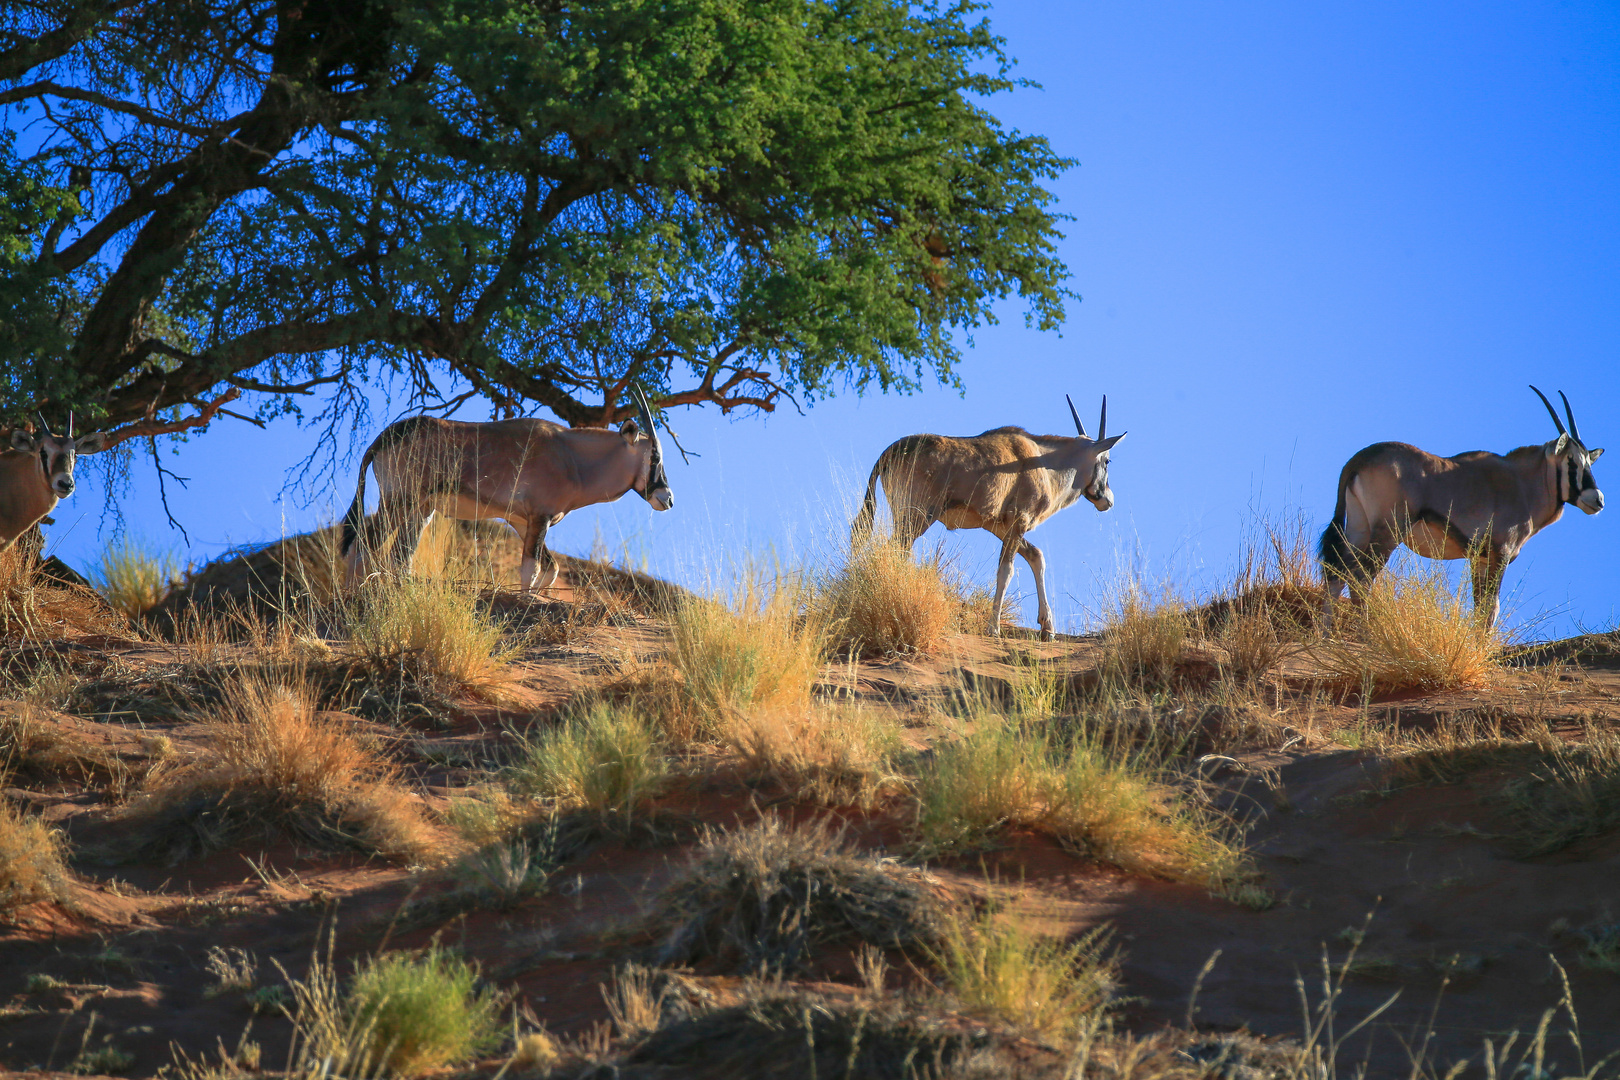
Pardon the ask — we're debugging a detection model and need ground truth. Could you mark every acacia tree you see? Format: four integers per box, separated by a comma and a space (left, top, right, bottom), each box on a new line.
0, 0, 1072, 467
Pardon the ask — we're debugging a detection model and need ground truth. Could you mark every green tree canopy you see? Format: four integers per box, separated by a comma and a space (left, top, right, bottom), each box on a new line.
0, 0, 1072, 460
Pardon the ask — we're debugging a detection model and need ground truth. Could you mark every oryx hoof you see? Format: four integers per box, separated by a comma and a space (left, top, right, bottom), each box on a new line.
1040, 628, 1054, 643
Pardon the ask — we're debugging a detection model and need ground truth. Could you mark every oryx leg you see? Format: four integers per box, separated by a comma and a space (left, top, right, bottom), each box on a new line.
404, 509, 440, 576
1322, 485, 1396, 625
990, 531, 1024, 638
1469, 549, 1507, 629
519, 517, 560, 592
1016, 537, 1054, 641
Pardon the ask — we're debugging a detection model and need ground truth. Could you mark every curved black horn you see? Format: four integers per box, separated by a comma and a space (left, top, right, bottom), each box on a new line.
1097, 396, 1107, 442
35, 412, 55, 438
1558, 390, 1583, 445
630, 385, 663, 467
1530, 385, 1566, 436
1065, 394, 1088, 438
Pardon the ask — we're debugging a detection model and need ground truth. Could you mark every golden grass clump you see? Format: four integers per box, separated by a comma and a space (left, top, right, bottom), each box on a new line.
725, 704, 908, 808
930, 906, 1117, 1035
815, 540, 955, 657
91, 538, 187, 620
1315, 562, 1500, 696
915, 721, 1261, 901
663, 571, 828, 739
506, 700, 668, 818
347, 574, 519, 702
0, 537, 127, 641
123, 674, 435, 863
0, 799, 69, 916
1100, 582, 1191, 687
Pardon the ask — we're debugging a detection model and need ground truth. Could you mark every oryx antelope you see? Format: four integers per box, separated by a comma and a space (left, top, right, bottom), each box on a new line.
340, 388, 673, 589
1319, 386, 1603, 628
851, 396, 1126, 641
0, 414, 104, 549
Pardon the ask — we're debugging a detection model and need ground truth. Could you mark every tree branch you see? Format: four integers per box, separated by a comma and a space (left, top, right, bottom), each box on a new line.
95, 387, 242, 451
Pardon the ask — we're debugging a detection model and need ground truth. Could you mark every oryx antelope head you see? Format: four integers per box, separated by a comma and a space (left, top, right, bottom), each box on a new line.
1531, 386, 1604, 516
11, 412, 105, 498
622, 385, 673, 512
1065, 394, 1128, 511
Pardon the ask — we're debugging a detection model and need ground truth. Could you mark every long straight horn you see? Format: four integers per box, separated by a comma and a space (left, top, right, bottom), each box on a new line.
35, 412, 55, 438
1065, 394, 1088, 438
1097, 396, 1107, 442
631, 385, 664, 468
1558, 390, 1583, 444
67, 411, 73, 438
1530, 385, 1566, 436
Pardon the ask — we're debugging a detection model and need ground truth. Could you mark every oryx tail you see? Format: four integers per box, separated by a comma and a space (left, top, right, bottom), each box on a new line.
340, 439, 381, 557
850, 452, 888, 545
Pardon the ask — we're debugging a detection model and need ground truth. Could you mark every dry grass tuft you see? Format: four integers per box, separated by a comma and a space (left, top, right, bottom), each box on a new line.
663, 571, 828, 740
506, 700, 669, 819
930, 904, 1118, 1035
120, 673, 435, 864
91, 538, 187, 621
915, 721, 1261, 901
815, 541, 955, 657
1100, 582, 1191, 687
724, 704, 908, 808
346, 574, 519, 702
0, 799, 69, 917
1315, 562, 1500, 696
651, 815, 942, 975
0, 537, 127, 640
1502, 733, 1620, 857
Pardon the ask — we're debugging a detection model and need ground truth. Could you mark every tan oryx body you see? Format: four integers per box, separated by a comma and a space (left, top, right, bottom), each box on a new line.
0, 415, 104, 549
340, 389, 672, 589
1320, 387, 1603, 628
852, 396, 1125, 641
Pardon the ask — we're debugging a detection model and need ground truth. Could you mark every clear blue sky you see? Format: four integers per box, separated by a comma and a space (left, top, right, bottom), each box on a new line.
51, 0, 1620, 638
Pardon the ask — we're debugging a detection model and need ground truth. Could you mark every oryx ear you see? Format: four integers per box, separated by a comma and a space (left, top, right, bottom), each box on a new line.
73, 432, 105, 454
618, 419, 641, 440
1097, 432, 1127, 452
1589, 447, 1604, 462
10, 428, 37, 453
1554, 433, 1571, 455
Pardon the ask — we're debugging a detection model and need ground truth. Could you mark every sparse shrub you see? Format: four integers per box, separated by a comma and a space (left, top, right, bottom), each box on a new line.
724, 704, 907, 807
604, 963, 666, 1040
0, 800, 68, 916
664, 571, 827, 739
91, 538, 187, 620
1100, 582, 1190, 687
914, 721, 1261, 899
344, 947, 503, 1076
1502, 734, 1620, 856
651, 815, 942, 975
507, 701, 668, 817
120, 674, 434, 863
930, 905, 1118, 1035
0, 537, 127, 640
347, 574, 518, 702
816, 541, 955, 657
1315, 560, 1500, 696
203, 946, 259, 997
1575, 919, 1620, 974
